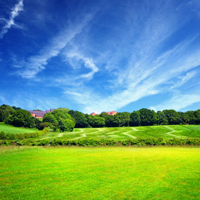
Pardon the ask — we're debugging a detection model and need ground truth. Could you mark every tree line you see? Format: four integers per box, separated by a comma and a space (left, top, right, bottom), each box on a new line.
0, 105, 75, 132
0, 104, 200, 132
69, 108, 200, 128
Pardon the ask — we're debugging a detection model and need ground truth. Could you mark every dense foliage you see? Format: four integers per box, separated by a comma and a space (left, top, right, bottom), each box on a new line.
5, 109, 40, 128
99, 112, 119, 127
99, 108, 200, 127
87, 115, 105, 127
1, 104, 200, 130
0, 127, 49, 140
1, 137, 200, 147
43, 108, 75, 132
69, 110, 89, 128
0, 104, 15, 122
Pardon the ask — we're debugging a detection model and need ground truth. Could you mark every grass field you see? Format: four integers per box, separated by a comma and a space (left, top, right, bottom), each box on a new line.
0, 146, 199, 199
0, 123, 37, 134
0, 123, 200, 141
39, 125, 200, 140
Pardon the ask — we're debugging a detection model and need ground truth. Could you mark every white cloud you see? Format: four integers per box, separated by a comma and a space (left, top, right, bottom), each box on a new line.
15, 13, 95, 78
63, 40, 200, 113
150, 94, 200, 111
58, 1, 200, 113
170, 70, 198, 90
9, 1, 200, 113
0, 92, 62, 111
66, 51, 99, 80
0, 95, 6, 104
0, 0, 24, 39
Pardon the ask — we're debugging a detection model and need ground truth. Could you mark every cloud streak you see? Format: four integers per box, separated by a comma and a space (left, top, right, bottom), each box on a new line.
14, 13, 95, 79
0, 0, 24, 39
62, 1, 200, 113
150, 94, 200, 111
65, 51, 99, 80
2, 0, 200, 113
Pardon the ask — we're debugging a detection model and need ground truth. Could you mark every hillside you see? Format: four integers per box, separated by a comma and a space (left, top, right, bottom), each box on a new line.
0, 123, 37, 134
38, 125, 200, 140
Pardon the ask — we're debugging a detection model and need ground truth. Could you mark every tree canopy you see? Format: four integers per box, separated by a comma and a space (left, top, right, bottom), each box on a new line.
5, 109, 39, 128
139, 108, 157, 126
1, 104, 200, 130
0, 104, 15, 122
69, 110, 89, 128
43, 108, 75, 132
87, 115, 105, 127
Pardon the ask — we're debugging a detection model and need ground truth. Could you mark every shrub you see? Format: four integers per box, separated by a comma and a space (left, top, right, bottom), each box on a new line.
121, 140, 130, 146
38, 139, 49, 146
0, 131, 6, 139
0, 127, 49, 140
1, 137, 200, 147
38, 122, 48, 130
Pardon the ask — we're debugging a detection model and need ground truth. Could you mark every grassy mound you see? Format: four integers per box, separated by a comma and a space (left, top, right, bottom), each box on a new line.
39, 125, 200, 140
0, 123, 37, 134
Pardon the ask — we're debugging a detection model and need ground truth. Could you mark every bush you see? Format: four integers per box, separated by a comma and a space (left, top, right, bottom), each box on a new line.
0, 131, 6, 139
38, 139, 49, 146
0, 127, 49, 140
1, 137, 200, 147
38, 122, 48, 130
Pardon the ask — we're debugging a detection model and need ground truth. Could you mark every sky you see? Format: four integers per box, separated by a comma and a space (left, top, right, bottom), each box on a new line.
0, 0, 200, 113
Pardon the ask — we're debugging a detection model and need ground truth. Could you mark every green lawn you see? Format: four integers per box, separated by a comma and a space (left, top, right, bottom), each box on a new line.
38, 125, 200, 140
0, 123, 37, 134
0, 123, 200, 140
0, 147, 199, 199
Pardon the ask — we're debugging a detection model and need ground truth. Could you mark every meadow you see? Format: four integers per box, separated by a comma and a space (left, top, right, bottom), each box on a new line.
0, 123, 37, 134
39, 125, 200, 140
0, 146, 199, 199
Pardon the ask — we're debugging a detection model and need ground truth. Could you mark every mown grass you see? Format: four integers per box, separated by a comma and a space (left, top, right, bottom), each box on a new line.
0, 147, 199, 199
0, 123, 37, 134
38, 125, 200, 140
0, 123, 200, 141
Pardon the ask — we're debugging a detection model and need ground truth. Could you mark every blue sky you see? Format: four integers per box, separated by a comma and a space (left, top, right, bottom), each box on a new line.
0, 0, 200, 113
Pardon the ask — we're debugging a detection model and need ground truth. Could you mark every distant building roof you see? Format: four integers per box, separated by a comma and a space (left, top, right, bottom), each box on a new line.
90, 111, 117, 116
29, 111, 46, 114
106, 111, 117, 115
28, 109, 55, 118
90, 112, 100, 116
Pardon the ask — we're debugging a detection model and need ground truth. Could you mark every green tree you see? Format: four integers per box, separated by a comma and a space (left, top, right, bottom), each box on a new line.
51, 109, 71, 121
99, 112, 108, 119
5, 109, 37, 128
106, 115, 120, 127
43, 108, 74, 132
194, 109, 200, 124
38, 122, 49, 130
130, 111, 141, 126
157, 111, 168, 125
59, 120, 65, 132
12, 106, 21, 110
139, 108, 157, 126
100, 112, 120, 127
68, 110, 75, 118
116, 112, 130, 127
64, 119, 75, 131
87, 115, 105, 127
163, 110, 181, 125
69, 110, 89, 128
185, 111, 196, 124
43, 113, 58, 125
0, 104, 15, 122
